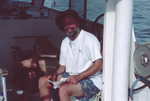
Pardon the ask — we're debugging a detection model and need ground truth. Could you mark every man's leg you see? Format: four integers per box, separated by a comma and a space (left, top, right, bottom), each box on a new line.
38, 59, 53, 101
38, 76, 52, 101
57, 72, 84, 101
59, 78, 100, 101
59, 83, 84, 101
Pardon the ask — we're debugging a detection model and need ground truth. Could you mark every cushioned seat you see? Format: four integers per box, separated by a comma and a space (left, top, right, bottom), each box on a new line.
70, 91, 102, 101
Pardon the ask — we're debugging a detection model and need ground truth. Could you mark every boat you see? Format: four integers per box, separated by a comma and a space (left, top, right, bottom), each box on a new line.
0, 0, 150, 101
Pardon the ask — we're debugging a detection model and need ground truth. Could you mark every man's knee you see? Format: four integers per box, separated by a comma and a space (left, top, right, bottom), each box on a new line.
38, 76, 47, 88
59, 83, 70, 95
39, 76, 52, 88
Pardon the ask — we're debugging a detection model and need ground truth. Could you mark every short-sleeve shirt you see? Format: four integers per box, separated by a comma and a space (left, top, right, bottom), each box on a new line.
59, 30, 102, 90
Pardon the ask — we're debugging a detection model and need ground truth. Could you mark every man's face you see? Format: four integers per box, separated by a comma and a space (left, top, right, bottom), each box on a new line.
63, 15, 80, 40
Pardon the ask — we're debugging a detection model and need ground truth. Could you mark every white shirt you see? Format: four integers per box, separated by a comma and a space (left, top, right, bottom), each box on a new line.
59, 30, 102, 90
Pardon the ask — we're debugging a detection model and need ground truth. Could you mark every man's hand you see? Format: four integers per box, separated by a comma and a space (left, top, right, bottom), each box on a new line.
47, 72, 57, 82
67, 75, 81, 84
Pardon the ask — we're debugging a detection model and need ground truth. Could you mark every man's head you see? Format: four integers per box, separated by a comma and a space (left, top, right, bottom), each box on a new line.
55, 9, 85, 40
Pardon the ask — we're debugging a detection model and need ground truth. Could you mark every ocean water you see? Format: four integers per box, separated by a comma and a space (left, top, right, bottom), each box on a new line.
20, 0, 150, 46
45, 0, 150, 46
133, 0, 150, 46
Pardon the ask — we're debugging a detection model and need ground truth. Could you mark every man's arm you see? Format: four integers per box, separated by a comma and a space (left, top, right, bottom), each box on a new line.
47, 65, 66, 81
55, 65, 66, 76
67, 59, 102, 84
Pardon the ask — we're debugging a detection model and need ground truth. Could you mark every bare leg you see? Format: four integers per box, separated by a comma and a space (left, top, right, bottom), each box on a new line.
59, 83, 85, 101
38, 76, 52, 101
38, 73, 63, 101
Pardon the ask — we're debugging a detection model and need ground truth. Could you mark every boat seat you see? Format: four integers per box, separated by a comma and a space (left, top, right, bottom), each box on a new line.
70, 91, 102, 101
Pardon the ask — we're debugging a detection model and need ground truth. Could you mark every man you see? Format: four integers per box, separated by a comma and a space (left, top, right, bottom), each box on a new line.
38, 9, 103, 101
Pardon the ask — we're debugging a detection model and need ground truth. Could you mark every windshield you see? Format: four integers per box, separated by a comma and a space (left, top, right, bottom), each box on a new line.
17, 0, 104, 23
49, 0, 104, 23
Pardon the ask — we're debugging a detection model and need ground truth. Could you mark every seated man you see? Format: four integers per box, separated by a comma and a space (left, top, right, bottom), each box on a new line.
38, 9, 103, 101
